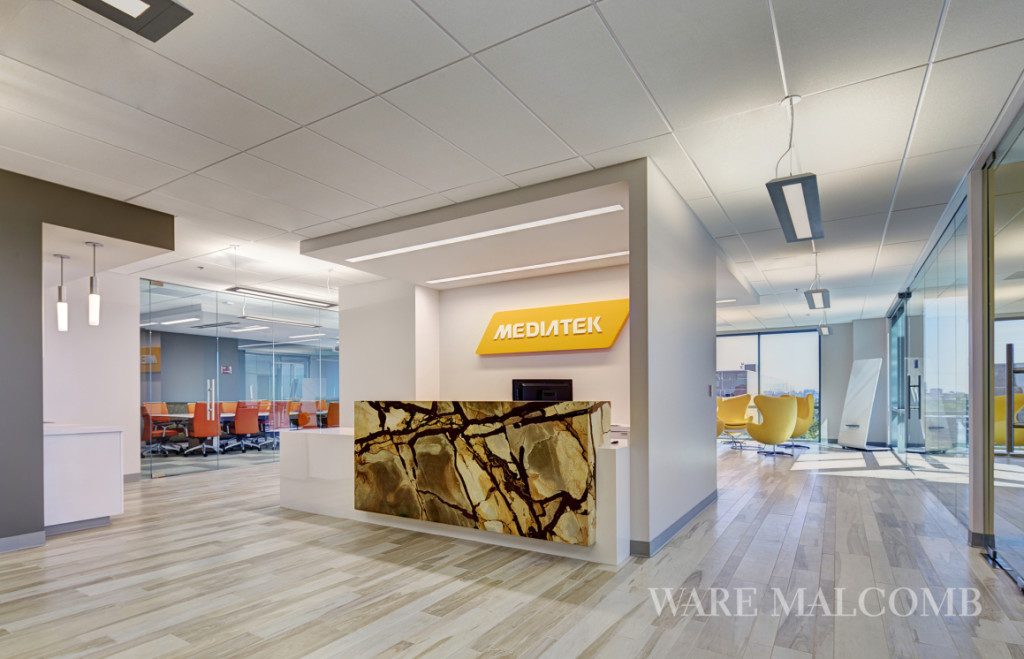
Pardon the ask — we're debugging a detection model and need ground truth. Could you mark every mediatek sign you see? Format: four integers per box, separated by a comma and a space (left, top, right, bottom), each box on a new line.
476, 299, 630, 355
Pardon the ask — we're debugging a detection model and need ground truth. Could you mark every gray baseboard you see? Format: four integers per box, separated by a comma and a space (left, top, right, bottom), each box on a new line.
124, 472, 141, 483
969, 531, 992, 548
630, 489, 718, 558
45, 517, 110, 536
0, 530, 46, 554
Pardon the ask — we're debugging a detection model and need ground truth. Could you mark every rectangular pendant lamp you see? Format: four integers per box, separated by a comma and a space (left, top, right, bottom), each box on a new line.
819, 326, 831, 336
766, 173, 823, 243
804, 288, 831, 310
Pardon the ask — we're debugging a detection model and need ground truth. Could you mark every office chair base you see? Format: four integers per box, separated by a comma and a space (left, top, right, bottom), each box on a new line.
758, 448, 794, 457
780, 443, 810, 450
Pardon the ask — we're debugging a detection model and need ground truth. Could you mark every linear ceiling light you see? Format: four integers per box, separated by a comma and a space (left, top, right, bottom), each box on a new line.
426, 251, 629, 285
239, 314, 321, 328
766, 95, 824, 243
231, 325, 269, 333
226, 286, 335, 309
160, 316, 201, 325
71, 0, 193, 41
290, 333, 326, 339
348, 205, 624, 263
716, 298, 737, 304
767, 174, 823, 242
804, 289, 831, 310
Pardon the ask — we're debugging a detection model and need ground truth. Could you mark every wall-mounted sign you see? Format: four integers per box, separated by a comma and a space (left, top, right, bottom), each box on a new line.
477, 299, 629, 355
221, 365, 233, 375
140, 346, 161, 373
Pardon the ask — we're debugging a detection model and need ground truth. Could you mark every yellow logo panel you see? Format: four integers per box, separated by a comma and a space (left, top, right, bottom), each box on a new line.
477, 299, 629, 355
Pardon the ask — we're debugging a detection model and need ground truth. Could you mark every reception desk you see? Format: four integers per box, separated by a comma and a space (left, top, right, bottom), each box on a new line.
43, 424, 124, 535
280, 400, 630, 565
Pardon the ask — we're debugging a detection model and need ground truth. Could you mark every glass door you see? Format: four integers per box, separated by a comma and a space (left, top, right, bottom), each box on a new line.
888, 299, 908, 456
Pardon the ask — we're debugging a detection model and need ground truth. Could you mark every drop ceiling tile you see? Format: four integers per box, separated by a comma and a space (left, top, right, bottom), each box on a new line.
200, 154, 374, 219
0, 106, 186, 190
585, 134, 709, 200
731, 228, 812, 262
131, 190, 284, 241
877, 240, 929, 268
251, 129, 430, 207
0, 57, 236, 171
334, 207, 401, 229
385, 194, 454, 217
910, 41, 1024, 157
145, 174, 325, 233
885, 204, 946, 244
870, 265, 914, 288
600, 0, 782, 129
936, 0, 1024, 59
775, 0, 941, 95
442, 177, 517, 203
817, 160, 900, 221
478, 8, 668, 154
676, 106, 789, 196
0, 1, 296, 150
819, 213, 886, 250
796, 67, 925, 174
893, 146, 977, 210
418, 0, 588, 52
716, 235, 755, 264
294, 221, 353, 239
816, 247, 882, 283
148, 0, 370, 124
0, 142, 146, 201
385, 58, 575, 174
506, 158, 593, 187
716, 187, 781, 234
688, 197, 735, 239
311, 98, 496, 192
235, 0, 466, 92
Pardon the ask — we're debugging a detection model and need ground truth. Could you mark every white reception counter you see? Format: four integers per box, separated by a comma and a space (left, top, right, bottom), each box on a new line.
43, 424, 124, 534
280, 426, 630, 566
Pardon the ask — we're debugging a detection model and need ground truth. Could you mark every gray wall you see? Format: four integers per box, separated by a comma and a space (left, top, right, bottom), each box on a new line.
0, 168, 172, 552
820, 322, 854, 441
151, 331, 245, 403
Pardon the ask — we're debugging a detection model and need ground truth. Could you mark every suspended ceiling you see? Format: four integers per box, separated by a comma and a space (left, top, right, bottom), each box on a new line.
2, 0, 1023, 328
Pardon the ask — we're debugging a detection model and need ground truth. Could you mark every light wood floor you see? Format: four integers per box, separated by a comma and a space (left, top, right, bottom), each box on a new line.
2, 444, 1024, 658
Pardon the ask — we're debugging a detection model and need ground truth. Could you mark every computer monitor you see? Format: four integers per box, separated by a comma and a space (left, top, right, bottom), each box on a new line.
512, 379, 573, 402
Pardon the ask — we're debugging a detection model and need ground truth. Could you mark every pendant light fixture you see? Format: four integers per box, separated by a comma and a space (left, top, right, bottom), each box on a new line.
804, 252, 831, 310
86, 241, 102, 326
766, 95, 824, 243
54, 254, 70, 332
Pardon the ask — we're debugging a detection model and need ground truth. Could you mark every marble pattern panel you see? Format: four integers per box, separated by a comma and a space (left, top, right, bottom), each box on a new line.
353, 400, 609, 545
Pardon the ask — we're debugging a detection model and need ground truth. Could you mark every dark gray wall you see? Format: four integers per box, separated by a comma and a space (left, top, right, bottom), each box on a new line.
0, 169, 173, 550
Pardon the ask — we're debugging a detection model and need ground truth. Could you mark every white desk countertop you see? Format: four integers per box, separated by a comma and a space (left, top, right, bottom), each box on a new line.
43, 424, 125, 436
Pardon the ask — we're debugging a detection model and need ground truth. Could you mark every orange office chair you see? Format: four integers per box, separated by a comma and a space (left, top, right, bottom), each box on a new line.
295, 401, 319, 429
258, 401, 290, 450
184, 402, 222, 456
221, 401, 238, 414
224, 401, 262, 453
141, 406, 182, 456
326, 402, 340, 428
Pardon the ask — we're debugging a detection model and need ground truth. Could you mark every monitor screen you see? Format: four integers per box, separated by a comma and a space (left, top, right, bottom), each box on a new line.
512, 379, 573, 402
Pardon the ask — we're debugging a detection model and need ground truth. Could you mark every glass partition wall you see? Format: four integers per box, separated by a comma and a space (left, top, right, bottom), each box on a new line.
986, 119, 1024, 583
141, 279, 339, 478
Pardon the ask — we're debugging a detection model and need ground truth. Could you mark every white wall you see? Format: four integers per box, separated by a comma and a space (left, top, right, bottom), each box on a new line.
438, 266, 630, 423
632, 164, 717, 548
415, 286, 440, 400
43, 272, 141, 477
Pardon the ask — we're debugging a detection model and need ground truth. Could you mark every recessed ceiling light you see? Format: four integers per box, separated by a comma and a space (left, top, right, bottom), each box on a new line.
231, 326, 268, 333
716, 299, 737, 304
71, 0, 193, 41
226, 286, 335, 309
348, 205, 624, 263
99, 0, 149, 17
290, 333, 326, 339
426, 251, 629, 285
160, 317, 201, 325
239, 314, 321, 328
